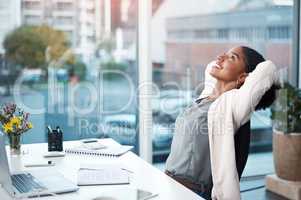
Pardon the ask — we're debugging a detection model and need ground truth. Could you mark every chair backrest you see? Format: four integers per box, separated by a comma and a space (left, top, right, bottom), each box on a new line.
234, 121, 251, 180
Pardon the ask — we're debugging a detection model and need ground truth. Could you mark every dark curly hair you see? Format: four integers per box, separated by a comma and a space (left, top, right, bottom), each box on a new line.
240, 46, 280, 110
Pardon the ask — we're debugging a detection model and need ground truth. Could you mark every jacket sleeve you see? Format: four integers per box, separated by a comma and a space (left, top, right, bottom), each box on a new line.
232, 60, 279, 126
198, 61, 217, 99
209, 60, 279, 200
208, 93, 242, 200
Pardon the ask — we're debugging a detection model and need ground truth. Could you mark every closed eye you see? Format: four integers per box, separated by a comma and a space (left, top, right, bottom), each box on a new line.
226, 52, 238, 61
226, 53, 236, 61
231, 52, 240, 60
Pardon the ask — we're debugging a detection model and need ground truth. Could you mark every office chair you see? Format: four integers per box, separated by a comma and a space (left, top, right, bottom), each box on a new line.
234, 120, 251, 180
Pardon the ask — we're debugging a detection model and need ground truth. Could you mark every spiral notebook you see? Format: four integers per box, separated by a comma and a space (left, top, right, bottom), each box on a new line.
65, 141, 133, 157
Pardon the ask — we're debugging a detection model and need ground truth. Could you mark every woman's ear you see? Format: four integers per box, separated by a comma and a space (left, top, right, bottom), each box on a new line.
238, 73, 248, 87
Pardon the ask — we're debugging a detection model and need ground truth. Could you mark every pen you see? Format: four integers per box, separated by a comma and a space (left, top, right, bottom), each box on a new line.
82, 139, 98, 143
121, 168, 134, 173
79, 168, 104, 171
143, 193, 159, 200
25, 161, 55, 167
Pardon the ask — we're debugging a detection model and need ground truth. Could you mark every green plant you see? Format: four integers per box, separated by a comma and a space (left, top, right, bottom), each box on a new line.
271, 82, 301, 133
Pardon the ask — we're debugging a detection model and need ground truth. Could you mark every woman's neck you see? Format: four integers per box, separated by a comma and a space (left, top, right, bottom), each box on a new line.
209, 80, 236, 99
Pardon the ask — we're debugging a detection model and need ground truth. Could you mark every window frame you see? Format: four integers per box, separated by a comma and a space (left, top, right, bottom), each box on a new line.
293, 0, 300, 87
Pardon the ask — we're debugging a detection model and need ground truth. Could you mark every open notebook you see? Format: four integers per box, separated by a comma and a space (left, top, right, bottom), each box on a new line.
65, 139, 133, 157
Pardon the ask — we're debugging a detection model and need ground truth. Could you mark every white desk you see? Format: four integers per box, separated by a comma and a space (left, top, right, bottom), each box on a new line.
0, 139, 204, 200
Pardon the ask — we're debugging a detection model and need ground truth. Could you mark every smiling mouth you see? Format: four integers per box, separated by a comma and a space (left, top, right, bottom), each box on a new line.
213, 63, 222, 70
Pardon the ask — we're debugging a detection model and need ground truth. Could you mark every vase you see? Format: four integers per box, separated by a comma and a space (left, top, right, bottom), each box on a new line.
8, 134, 21, 155
273, 130, 301, 181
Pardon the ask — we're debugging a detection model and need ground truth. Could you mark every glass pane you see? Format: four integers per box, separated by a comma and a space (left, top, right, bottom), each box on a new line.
151, 0, 293, 178
0, 0, 138, 150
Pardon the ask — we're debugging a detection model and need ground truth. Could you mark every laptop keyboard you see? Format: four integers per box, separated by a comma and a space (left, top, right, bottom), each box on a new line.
11, 173, 46, 194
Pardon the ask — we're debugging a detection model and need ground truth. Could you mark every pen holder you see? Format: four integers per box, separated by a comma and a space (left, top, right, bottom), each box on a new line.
47, 126, 63, 152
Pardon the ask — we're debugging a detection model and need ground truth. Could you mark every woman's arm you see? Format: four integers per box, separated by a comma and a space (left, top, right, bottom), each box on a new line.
198, 61, 217, 99
232, 60, 279, 126
209, 60, 278, 200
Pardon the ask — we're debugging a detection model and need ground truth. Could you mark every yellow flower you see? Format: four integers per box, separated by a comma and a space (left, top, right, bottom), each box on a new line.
3, 123, 13, 134
11, 117, 21, 127
27, 123, 33, 129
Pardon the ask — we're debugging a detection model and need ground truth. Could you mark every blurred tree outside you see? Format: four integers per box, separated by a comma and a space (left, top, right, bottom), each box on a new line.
3, 26, 45, 69
36, 25, 75, 65
3, 25, 74, 70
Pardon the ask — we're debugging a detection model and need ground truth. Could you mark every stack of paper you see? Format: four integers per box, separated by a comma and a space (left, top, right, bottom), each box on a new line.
77, 164, 130, 186
92, 187, 158, 200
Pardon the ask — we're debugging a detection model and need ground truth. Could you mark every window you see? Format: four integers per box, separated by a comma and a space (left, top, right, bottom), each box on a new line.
217, 28, 229, 40
151, 0, 293, 179
22, 1, 41, 10
0, 0, 138, 152
56, 2, 73, 11
24, 15, 41, 25
55, 16, 73, 25
237, 28, 250, 40
268, 26, 291, 40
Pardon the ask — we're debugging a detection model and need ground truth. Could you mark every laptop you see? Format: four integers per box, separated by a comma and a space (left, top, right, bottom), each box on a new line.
0, 133, 79, 198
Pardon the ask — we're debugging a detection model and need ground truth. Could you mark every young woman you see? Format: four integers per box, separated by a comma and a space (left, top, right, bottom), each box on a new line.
165, 46, 279, 200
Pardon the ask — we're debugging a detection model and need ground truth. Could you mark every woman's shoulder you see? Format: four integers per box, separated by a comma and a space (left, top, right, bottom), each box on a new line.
216, 89, 239, 102
209, 89, 239, 111
208, 90, 241, 115
208, 90, 243, 127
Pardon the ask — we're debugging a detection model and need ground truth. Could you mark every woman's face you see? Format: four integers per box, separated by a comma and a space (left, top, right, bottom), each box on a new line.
210, 47, 247, 83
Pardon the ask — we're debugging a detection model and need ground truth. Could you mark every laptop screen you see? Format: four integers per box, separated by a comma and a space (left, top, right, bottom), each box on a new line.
0, 132, 15, 196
